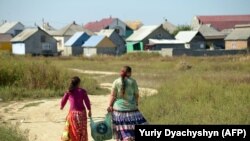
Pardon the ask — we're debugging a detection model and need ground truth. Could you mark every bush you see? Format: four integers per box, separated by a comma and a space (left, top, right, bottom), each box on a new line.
0, 124, 28, 141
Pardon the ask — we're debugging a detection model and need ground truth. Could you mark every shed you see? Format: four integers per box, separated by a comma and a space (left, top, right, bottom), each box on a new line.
82, 35, 116, 57
64, 32, 90, 56
175, 31, 206, 49
0, 34, 13, 52
225, 24, 250, 50
0, 22, 24, 36
126, 25, 173, 52
50, 21, 94, 55
98, 29, 125, 55
11, 27, 57, 56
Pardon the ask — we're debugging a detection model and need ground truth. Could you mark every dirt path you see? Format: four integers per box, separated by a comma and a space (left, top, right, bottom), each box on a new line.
0, 69, 158, 141
0, 95, 114, 141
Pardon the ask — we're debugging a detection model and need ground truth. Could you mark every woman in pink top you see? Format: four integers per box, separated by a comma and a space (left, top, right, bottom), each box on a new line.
61, 76, 91, 141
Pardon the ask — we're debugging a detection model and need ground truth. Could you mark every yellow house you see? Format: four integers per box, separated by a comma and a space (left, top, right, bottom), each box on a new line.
0, 34, 12, 52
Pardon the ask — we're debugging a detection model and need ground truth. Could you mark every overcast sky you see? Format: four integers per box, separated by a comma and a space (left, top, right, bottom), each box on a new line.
1, 0, 250, 29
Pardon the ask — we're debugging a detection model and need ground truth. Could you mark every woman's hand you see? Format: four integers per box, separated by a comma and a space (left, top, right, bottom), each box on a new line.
88, 110, 92, 117
107, 106, 113, 112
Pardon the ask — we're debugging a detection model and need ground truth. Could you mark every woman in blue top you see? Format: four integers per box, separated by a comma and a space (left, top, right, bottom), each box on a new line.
107, 66, 147, 141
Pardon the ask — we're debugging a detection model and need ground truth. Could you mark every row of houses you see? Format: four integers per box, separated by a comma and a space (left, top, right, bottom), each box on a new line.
0, 15, 250, 56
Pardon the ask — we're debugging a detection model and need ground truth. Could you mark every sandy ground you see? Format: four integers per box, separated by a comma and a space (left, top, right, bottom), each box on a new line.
0, 70, 157, 141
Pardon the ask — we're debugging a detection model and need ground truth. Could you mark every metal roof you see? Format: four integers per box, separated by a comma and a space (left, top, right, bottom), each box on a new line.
175, 31, 199, 43
97, 29, 115, 37
225, 26, 250, 40
149, 39, 184, 44
196, 15, 250, 31
0, 22, 23, 33
195, 24, 225, 39
51, 22, 94, 36
149, 39, 185, 44
82, 35, 106, 47
65, 32, 90, 47
126, 25, 160, 41
0, 34, 13, 42
11, 28, 38, 42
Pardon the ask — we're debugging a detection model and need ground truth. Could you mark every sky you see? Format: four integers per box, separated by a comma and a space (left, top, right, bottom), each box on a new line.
0, 0, 250, 29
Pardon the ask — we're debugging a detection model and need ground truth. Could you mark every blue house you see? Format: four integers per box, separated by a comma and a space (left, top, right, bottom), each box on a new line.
64, 32, 90, 56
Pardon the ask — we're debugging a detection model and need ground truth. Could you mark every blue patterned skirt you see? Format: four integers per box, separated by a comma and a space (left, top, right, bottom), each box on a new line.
112, 109, 147, 141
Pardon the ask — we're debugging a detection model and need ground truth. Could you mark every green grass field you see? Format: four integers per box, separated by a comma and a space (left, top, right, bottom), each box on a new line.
0, 52, 249, 124
0, 124, 28, 141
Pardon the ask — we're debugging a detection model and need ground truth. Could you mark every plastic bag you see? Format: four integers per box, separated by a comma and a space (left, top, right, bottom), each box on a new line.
90, 113, 113, 141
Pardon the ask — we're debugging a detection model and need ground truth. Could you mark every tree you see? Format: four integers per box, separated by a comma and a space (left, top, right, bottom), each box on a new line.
172, 25, 192, 36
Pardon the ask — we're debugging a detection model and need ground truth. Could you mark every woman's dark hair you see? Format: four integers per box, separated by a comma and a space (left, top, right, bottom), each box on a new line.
69, 76, 81, 92
120, 66, 132, 96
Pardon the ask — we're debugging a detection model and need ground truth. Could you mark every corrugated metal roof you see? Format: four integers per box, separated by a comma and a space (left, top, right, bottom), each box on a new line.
65, 32, 90, 46
175, 31, 199, 42
126, 25, 160, 41
195, 24, 225, 39
0, 22, 23, 33
51, 22, 94, 36
11, 28, 38, 42
97, 29, 115, 37
82, 35, 106, 47
196, 15, 250, 31
0, 34, 13, 42
149, 39, 184, 44
225, 26, 250, 40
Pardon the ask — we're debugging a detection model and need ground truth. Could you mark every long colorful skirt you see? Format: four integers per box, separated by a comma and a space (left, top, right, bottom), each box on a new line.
61, 110, 88, 141
112, 109, 147, 141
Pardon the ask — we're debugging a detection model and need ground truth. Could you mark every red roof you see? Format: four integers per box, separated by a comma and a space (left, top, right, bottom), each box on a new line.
197, 15, 250, 31
84, 17, 115, 32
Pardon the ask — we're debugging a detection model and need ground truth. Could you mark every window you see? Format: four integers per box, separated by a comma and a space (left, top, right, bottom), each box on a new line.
42, 43, 51, 50
41, 35, 46, 42
133, 42, 141, 50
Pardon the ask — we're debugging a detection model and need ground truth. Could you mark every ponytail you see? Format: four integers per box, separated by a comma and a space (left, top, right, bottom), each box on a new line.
120, 66, 132, 96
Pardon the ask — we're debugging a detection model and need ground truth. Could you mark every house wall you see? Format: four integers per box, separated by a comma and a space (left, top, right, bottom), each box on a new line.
141, 27, 174, 46
225, 40, 249, 50
126, 42, 143, 52
6, 23, 24, 36
191, 16, 200, 29
97, 38, 116, 48
64, 46, 83, 56
161, 48, 248, 57
109, 33, 126, 55
12, 43, 25, 55
97, 47, 116, 55
206, 39, 225, 49
84, 48, 97, 57
0, 42, 12, 52
54, 36, 71, 55
150, 44, 185, 50
190, 34, 206, 50
108, 19, 126, 37
24, 30, 57, 55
